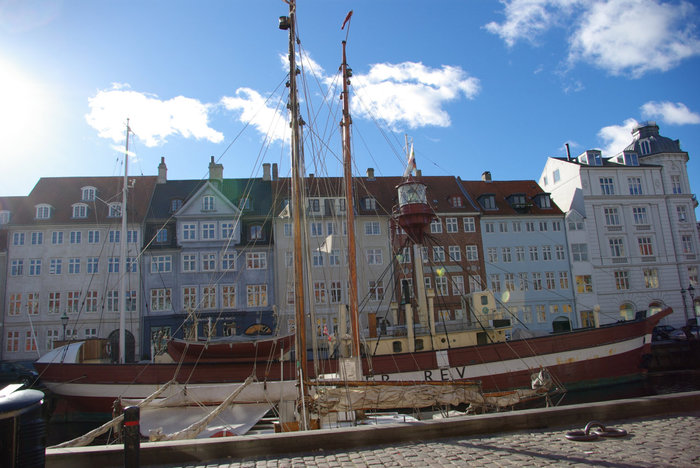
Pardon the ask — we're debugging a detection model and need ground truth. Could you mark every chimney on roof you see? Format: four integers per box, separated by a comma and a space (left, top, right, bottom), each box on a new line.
565, 143, 571, 161
416, 169, 422, 177
208, 156, 223, 182
366, 168, 375, 180
482, 171, 492, 182
272, 163, 278, 181
157, 157, 167, 184
262, 163, 271, 181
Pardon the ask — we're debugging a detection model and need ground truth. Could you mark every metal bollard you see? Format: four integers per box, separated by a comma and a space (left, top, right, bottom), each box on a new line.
122, 406, 140, 468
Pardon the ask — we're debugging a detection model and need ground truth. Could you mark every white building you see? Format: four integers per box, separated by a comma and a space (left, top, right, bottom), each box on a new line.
540, 123, 699, 327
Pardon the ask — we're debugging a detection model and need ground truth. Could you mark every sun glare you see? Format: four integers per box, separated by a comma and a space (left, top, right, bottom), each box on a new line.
0, 57, 48, 144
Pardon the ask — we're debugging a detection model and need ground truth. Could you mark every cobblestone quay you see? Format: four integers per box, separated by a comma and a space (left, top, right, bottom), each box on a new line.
47, 391, 700, 468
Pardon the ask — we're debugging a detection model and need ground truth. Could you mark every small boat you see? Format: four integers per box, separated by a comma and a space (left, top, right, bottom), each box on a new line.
166, 333, 295, 362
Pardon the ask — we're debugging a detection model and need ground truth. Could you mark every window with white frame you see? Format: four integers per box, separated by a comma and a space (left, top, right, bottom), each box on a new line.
552, 221, 562, 231
201, 253, 216, 271
545, 272, 556, 289
367, 248, 383, 265
539, 221, 548, 231
571, 243, 588, 261
368, 280, 384, 301
250, 225, 263, 240
532, 272, 542, 290
87, 230, 99, 244
13, 232, 25, 246
555, 245, 565, 260
35, 205, 51, 219
638, 237, 654, 256
604, 207, 620, 226
109, 230, 120, 243
600, 177, 615, 195
632, 206, 649, 225
489, 274, 501, 292
202, 286, 216, 309
518, 272, 529, 291
501, 247, 511, 263
512, 221, 521, 232
85, 256, 97, 274
26, 292, 39, 315
677, 206, 688, 222
609, 238, 625, 258
202, 195, 215, 211
182, 287, 197, 311
484, 222, 494, 233
107, 290, 119, 312
151, 255, 172, 273
67, 291, 80, 312
643, 269, 659, 288
614, 271, 630, 290
452, 276, 465, 295
0, 210, 9, 224
126, 290, 137, 311
106, 257, 119, 273
499, 222, 508, 232
222, 252, 236, 271
246, 252, 267, 269
469, 275, 482, 292
529, 246, 539, 261
29, 259, 41, 276
48, 292, 61, 314
576, 275, 593, 293
628, 177, 643, 195
681, 235, 695, 254
487, 247, 497, 263
329, 281, 342, 304
150, 288, 172, 311
156, 228, 168, 243
465, 245, 478, 261
47, 329, 59, 350
689, 266, 698, 286
463, 217, 475, 232
222, 285, 236, 308
525, 222, 535, 232
536, 305, 547, 323
446, 217, 458, 233
435, 276, 448, 295
283, 223, 292, 237
327, 249, 340, 266
310, 222, 322, 237
448, 246, 461, 262
504, 273, 515, 291
108, 203, 122, 217
68, 258, 80, 274
25, 331, 37, 352
51, 231, 63, 244
515, 246, 525, 262
201, 223, 215, 240
81, 186, 96, 201
312, 251, 324, 267
5, 331, 19, 353
364, 221, 380, 235
671, 175, 682, 194
182, 253, 197, 272
70, 231, 81, 244
430, 219, 443, 233
542, 245, 552, 261
432, 246, 445, 262
480, 195, 496, 210
11, 259, 23, 276
182, 223, 196, 240
559, 271, 569, 289
313, 281, 327, 304
363, 197, 377, 210
247, 284, 268, 307
85, 290, 97, 312
72, 203, 88, 218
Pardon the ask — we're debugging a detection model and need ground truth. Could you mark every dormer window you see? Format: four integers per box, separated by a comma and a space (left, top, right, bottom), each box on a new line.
108, 203, 122, 218
35, 204, 52, 220
81, 186, 96, 202
307, 199, 320, 212
170, 199, 183, 213
578, 151, 602, 166
449, 196, 463, 208
363, 197, 377, 210
250, 225, 263, 240
534, 194, 552, 209
616, 152, 639, 166
72, 203, 88, 218
239, 197, 250, 210
0, 210, 10, 224
202, 195, 215, 211
640, 140, 651, 155
478, 194, 496, 210
338, 198, 346, 212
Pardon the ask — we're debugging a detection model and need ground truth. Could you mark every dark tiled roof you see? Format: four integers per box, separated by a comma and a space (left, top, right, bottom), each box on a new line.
625, 123, 683, 156
459, 179, 564, 216
147, 180, 204, 219
9, 176, 158, 225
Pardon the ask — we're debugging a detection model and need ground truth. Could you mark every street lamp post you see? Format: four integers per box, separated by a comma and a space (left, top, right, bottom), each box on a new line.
60, 311, 69, 341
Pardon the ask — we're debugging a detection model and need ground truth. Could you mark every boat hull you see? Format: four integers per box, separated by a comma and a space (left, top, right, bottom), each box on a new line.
34, 309, 669, 417
166, 334, 295, 362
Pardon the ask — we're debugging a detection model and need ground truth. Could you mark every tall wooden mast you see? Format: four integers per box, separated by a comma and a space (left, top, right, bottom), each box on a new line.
340, 40, 361, 359
281, 0, 308, 423
119, 119, 129, 364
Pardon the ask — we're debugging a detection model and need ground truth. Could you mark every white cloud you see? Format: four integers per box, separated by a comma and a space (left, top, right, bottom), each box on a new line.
352, 62, 480, 130
85, 84, 223, 147
485, 0, 580, 47
597, 118, 639, 155
570, 0, 700, 77
641, 101, 700, 125
486, 0, 700, 77
220, 88, 288, 143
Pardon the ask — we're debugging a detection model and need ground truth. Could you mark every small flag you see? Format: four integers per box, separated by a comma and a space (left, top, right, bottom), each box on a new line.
402, 143, 417, 178
342, 10, 353, 30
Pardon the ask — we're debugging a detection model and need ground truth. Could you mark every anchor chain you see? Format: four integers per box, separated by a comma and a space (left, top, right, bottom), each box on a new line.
565, 421, 628, 441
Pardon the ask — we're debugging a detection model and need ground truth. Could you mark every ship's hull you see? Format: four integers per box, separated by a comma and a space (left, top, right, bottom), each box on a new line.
166, 333, 295, 362
35, 308, 669, 417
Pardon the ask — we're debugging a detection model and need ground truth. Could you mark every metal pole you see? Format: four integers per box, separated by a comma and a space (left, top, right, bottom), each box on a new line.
122, 406, 140, 468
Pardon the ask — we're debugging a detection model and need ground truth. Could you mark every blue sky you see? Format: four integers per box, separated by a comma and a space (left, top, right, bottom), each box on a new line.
1, 0, 699, 217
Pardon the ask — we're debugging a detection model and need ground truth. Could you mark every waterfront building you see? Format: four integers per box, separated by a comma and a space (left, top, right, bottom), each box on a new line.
0, 176, 157, 361
141, 158, 276, 360
540, 123, 700, 327
460, 173, 575, 335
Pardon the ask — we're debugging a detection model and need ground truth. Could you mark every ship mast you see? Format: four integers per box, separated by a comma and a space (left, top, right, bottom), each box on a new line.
119, 120, 129, 364
280, 0, 309, 429
340, 40, 362, 366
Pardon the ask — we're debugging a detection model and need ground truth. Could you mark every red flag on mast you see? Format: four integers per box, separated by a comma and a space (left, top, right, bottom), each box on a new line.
342, 10, 353, 30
